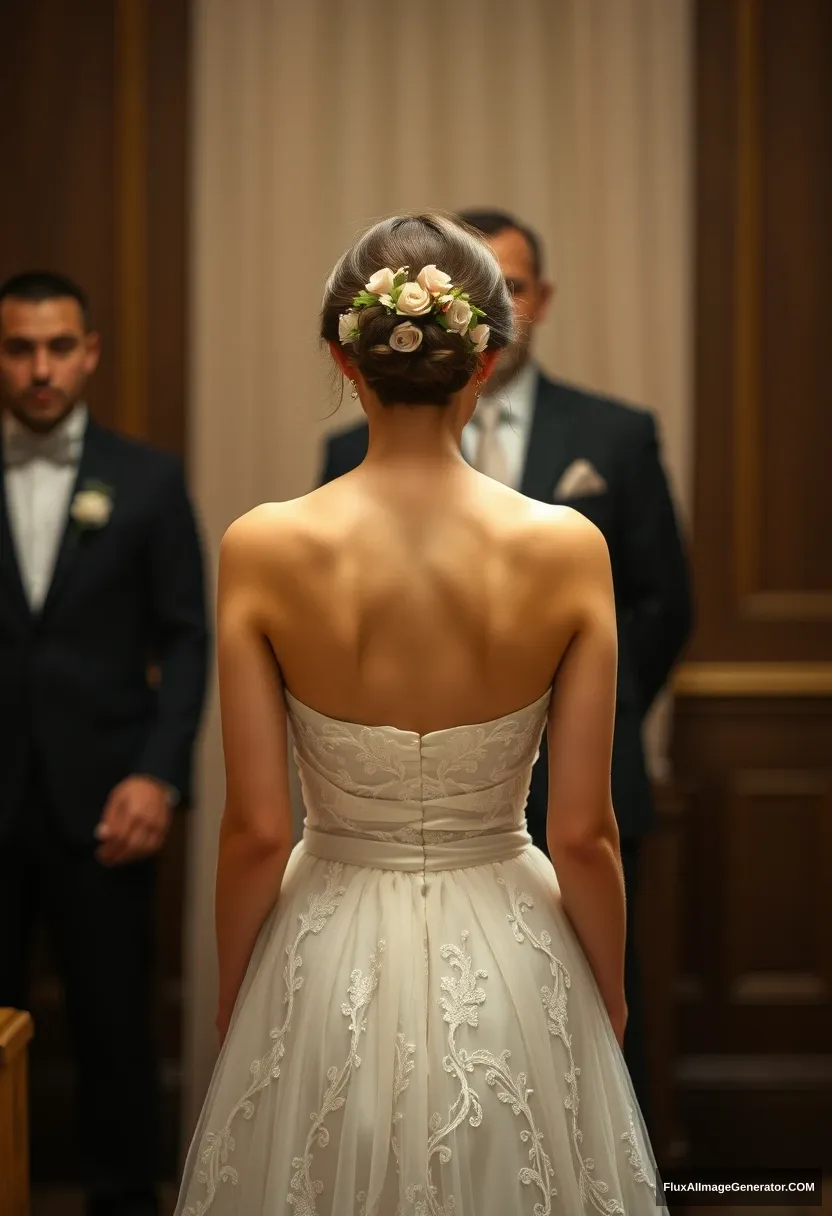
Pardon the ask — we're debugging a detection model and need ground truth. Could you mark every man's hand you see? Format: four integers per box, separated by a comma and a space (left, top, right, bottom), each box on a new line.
95, 776, 173, 866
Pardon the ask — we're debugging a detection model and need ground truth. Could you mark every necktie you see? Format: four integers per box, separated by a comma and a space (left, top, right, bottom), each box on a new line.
471, 398, 511, 485
4, 426, 80, 468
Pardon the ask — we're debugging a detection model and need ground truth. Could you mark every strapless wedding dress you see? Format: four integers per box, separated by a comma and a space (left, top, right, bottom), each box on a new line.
176, 689, 665, 1215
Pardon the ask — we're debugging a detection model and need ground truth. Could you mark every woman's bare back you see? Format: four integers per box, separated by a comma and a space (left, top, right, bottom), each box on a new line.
238, 463, 599, 734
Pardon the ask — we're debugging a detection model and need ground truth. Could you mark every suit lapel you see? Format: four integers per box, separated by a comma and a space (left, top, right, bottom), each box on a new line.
0, 449, 31, 621
40, 419, 109, 620
520, 374, 577, 501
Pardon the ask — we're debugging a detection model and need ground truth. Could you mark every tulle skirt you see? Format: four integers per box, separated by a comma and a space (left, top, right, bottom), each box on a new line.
175, 842, 665, 1215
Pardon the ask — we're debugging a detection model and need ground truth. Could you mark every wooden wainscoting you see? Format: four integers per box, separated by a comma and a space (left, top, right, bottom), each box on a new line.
674, 694, 832, 1168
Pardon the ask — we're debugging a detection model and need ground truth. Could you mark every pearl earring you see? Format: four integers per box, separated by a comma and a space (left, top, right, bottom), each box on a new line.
350, 382, 359, 400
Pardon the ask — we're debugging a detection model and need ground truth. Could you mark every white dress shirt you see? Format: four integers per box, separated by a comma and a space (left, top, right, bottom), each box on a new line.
2, 404, 88, 611
461, 360, 537, 490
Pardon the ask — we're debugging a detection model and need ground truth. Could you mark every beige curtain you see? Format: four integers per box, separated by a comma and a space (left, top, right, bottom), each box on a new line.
182, 0, 693, 1139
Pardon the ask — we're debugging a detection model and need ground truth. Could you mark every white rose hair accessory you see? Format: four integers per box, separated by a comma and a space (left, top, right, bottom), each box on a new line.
338, 311, 361, 344
388, 321, 423, 353
469, 324, 490, 354
339, 264, 490, 354
365, 267, 396, 296
395, 281, 432, 316
444, 298, 473, 335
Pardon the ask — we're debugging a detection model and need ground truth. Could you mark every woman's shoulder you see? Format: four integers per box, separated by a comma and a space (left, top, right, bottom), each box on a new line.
500, 502, 610, 614
221, 494, 347, 580
512, 498, 609, 565
222, 500, 294, 543
223, 492, 330, 536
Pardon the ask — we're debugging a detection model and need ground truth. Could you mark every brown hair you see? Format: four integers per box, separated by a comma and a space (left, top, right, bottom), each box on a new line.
320, 212, 514, 406
0, 270, 91, 330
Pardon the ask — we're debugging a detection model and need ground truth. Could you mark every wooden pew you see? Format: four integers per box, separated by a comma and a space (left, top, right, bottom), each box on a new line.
0, 1009, 34, 1216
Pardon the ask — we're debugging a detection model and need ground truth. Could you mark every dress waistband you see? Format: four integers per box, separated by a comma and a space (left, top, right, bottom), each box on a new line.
301, 824, 532, 872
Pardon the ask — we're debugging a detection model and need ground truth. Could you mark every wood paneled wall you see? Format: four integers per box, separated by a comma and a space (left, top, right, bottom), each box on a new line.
674, 0, 832, 1169
0, 0, 191, 1178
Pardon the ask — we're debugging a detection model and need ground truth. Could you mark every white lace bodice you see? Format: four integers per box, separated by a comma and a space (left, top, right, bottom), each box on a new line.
287, 688, 551, 871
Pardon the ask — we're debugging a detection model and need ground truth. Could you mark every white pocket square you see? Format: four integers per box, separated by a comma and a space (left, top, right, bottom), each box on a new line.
553, 459, 608, 499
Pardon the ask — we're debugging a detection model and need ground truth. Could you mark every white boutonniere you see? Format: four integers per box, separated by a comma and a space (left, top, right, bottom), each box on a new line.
70, 480, 114, 530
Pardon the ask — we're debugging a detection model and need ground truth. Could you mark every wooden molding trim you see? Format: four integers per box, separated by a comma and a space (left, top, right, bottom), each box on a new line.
740, 591, 832, 622
114, 0, 150, 440
675, 1053, 832, 1087
675, 662, 832, 697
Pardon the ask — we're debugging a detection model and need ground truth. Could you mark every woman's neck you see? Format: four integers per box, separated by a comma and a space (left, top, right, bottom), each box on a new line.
361, 398, 472, 468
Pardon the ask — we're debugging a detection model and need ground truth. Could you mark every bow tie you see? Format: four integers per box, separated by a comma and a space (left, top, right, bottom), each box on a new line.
3, 427, 82, 468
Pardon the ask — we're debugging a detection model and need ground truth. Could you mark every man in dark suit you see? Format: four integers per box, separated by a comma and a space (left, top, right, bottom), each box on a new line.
318, 210, 692, 1119
0, 272, 209, 1216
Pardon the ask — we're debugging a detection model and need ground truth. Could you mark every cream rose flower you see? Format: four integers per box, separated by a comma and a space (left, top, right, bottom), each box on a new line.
444, 298, 473, 334
469, 323, 491, 353
338, 310, 360, 343
389, 321, 423, 352
365, 267, 396, 296
71, 489, 112, 529
395, 282, 433, 316
416, 264, 453, 296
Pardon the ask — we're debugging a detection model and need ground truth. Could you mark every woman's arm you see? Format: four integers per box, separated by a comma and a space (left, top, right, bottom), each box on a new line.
545, 515, 627, 1044
214, 515, 294, 1041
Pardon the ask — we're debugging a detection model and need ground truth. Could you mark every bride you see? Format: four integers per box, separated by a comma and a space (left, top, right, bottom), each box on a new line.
175, 212, 665, 1214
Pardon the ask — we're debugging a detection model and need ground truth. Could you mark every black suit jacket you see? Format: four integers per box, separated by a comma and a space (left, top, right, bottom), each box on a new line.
318, 372, 692, 842
0, 417, 210, 850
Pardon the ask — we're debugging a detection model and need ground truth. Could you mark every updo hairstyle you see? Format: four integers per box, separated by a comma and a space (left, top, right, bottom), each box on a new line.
320, 212, 514, 406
